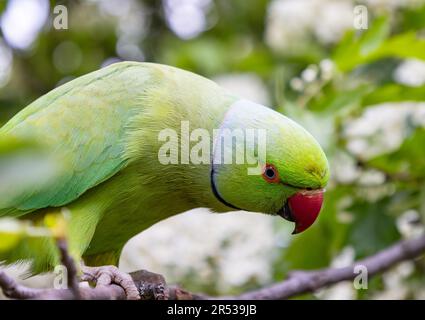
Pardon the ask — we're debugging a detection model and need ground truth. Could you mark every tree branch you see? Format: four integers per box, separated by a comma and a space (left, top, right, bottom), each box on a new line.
224, 234, 425, 299
57, 238, 81, 299
1, 235, 425, 300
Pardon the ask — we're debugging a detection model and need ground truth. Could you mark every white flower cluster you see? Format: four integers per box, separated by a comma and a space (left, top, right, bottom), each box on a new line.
344, 102, 425, 159
290, 59, 335, 92
265, 0, 422, 54
362, 0, 423, 12
265, 0, 354, 53
213, 73, 271, 106
394, 59, 425, 87
0, 39, 13, 88
120, 209, 281, 291
0, 0, 49, 51
163, 0, 212, 40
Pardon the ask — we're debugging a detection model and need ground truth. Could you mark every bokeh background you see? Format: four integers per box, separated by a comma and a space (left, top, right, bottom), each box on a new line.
1, 0, 425, 299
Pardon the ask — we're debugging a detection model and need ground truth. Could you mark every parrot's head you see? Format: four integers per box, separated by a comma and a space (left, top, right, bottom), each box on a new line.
211, 99, 329, 234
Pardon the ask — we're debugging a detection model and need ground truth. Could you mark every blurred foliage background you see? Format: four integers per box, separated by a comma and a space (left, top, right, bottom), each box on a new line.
1, 0, 425, 299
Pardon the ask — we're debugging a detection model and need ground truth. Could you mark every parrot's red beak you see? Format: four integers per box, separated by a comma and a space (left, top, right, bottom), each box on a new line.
278, 189, 324, 234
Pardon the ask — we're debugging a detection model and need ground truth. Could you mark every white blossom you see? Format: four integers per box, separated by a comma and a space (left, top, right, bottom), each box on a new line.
265, 0, 354, 52
214, 73, 270, 106
120, 210, 280, 291
345, 102, 425, 159
394, 59, 425, 87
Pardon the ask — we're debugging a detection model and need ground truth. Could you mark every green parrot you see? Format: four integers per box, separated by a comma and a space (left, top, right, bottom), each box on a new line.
0, 62, 329, 298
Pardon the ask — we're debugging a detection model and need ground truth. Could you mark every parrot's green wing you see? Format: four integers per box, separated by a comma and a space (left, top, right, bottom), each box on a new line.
0, 62, 148, 216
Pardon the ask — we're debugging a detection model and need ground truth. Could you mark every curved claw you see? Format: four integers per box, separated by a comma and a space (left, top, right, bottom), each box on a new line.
81, 265, 140, 300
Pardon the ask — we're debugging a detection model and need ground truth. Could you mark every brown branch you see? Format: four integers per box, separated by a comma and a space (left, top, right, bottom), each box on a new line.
224, 234, 425, 299
0, 271, 127, 300
0, 271, 44, 299
0, 270, 190, 300
1, 235, 425, 300
57, 238, 81, 299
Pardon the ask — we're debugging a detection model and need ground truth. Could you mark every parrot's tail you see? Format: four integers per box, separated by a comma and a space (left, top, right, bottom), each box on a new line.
0, 234, 60, 276
0, 209, 61, 276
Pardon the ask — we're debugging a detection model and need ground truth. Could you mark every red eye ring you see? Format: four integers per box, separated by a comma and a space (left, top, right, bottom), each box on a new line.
262, 164, 280, 183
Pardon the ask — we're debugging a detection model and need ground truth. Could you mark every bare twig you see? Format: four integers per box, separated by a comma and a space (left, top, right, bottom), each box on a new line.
0, 270, 44, 299
0, 271, 126, 300
0, 270, 189, 300
1, 235, 425, 300
57, 239, 81, 299
224, 234, 425, 299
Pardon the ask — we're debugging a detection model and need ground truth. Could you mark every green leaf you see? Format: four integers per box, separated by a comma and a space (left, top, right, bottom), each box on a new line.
347, 198, 400, 258
283, 222, 332, 270
0, 1, 7, 13
374, 32, 425, 61
0, 217, 63, 271
334, 17, 425, 72
359, 16, 391, 56
362, 84, 425, 106
0, 218, 50, 255
0, 233, 22, 252
333, 16, 390, 71
400, 3, 425, 31
309, 85, 372, 113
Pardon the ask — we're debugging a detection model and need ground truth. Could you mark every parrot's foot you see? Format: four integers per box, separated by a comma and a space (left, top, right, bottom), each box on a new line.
129, 269, 169, 300
81, 266, 140, 300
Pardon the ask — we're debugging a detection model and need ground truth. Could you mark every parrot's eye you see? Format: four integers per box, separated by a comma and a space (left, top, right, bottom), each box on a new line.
262, 164, 280, 183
